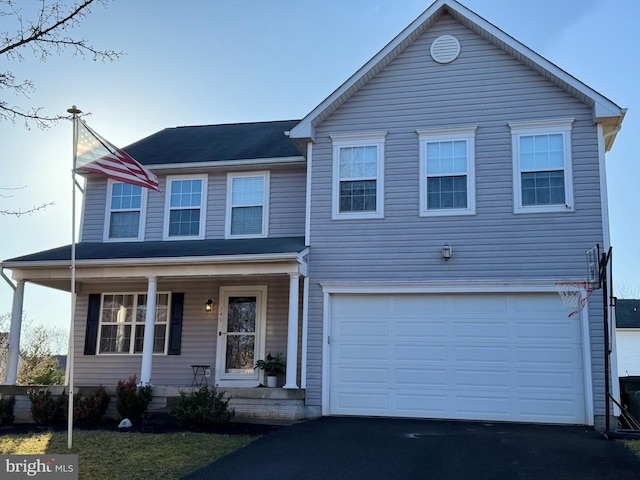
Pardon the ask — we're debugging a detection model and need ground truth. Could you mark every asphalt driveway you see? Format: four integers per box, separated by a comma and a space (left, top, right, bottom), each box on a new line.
183, 417, 640, 480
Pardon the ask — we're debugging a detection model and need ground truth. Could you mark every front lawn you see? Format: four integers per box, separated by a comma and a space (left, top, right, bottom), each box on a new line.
0, 429, 256, 479
623, 439, 640, 457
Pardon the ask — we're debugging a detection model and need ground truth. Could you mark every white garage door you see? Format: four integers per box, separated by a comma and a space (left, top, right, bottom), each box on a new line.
328, 293, 586, 424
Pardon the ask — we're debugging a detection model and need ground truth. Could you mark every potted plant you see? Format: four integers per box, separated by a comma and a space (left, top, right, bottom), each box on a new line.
255, 352, 284, 387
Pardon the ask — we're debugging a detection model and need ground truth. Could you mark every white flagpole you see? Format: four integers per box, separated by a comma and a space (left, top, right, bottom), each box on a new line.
67, 105, 81, 449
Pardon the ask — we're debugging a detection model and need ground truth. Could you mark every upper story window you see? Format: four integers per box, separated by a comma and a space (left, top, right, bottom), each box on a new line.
164, 175, 207, 240
418, 126, 477, 216
509, 118, 574, 214
226, 172, 270, 238
105, 181, 147, 241
98, 292, 170, 355
331, 132, 386, 220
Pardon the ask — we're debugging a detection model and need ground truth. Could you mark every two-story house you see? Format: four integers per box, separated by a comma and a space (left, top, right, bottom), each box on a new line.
1, 0, 626, 428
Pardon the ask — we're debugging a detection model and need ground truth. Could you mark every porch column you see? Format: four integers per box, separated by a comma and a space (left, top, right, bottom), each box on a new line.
283, 273, 299, 389
139, 276, 157, 385
4, 279, 25, 385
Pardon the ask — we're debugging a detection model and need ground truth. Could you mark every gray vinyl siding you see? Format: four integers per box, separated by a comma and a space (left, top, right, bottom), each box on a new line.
304, 16, 606, 414
73, 276, 302, 386
79, 166, 305, 242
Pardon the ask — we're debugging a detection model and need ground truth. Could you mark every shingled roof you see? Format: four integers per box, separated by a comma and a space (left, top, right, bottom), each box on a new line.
124, 120, 302, 166
3, 237, 307, 265
616, 299, 640, 329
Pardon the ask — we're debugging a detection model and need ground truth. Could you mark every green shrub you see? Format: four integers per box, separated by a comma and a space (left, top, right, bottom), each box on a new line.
74, 385, 110, 424
28, 388, 67, 426
170, 386, 234, 430
116, 376, 152, 422
0, 395, 16, 426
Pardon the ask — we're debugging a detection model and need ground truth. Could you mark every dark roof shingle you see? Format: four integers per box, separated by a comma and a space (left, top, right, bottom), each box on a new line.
4, 237, 306, 264
124, 120, 301, 166
616, 299, 640, 328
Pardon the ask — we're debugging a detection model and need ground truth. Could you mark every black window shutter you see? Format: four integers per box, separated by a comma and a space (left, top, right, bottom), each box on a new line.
84, 294, 101, 355
168, 293, 184, 355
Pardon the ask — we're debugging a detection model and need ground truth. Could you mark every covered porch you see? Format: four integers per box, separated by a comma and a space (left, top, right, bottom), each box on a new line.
1, 237, 311, 420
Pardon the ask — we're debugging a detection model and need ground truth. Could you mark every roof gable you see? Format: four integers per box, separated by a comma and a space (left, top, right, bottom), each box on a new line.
289, 0, 625, 150
124, 120, 301, 168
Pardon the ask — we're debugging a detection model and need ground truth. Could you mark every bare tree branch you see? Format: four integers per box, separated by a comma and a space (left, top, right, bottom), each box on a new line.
0, 0, 121, 128
0, 186, 54, 216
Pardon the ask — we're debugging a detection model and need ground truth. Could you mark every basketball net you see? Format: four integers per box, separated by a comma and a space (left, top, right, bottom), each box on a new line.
555, 281, 595, 318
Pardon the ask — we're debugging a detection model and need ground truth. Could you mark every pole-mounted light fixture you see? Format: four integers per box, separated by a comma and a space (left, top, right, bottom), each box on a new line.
442, 244, 452, 261
205, 298, 214, 312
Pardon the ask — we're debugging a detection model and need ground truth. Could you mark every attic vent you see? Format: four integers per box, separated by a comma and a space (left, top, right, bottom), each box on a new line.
430, 35, 460, 64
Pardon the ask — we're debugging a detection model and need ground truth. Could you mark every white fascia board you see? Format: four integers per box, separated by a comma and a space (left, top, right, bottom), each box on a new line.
3, 252, 303, 271
143, 156, 306, 171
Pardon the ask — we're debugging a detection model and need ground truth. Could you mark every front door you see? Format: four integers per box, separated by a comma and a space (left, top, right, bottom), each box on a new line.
215, 286, 267, 387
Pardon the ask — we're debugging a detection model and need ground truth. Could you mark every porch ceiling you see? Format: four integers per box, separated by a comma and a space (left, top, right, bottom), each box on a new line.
2, 236, 308, 291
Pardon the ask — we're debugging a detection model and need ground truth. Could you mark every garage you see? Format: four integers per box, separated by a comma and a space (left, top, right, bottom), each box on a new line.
327, 292, 587, 424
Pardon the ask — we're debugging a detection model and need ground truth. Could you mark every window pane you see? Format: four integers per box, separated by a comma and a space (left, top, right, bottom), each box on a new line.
426, 141, 467, 175
109, 211, 140, 239
339, 146, 377, 179
520, 134, 565, 171
232, 176, 264, 206
225, 335, 255, 372
521, 171, 565, 206
111, 183, 142, 210
231, 206, 263, 235
339, 180, 377, 212
227, 298, 257, 333
169, 209, 200, 236
170, 179, 202, 208
99, 324, 131, 353
153, 325, 166, 353
133, 325, 144, 354
427, 175, 467, 209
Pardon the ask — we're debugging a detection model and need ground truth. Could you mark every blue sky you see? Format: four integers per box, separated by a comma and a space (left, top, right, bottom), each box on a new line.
1, 0, 638, 336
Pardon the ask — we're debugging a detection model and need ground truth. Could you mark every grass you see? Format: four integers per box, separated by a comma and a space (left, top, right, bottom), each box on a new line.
0, 429, 256, 479
623, 439, 640, 457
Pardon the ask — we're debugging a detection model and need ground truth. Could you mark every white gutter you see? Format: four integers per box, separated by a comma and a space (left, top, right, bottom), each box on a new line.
2, 251, 305, 270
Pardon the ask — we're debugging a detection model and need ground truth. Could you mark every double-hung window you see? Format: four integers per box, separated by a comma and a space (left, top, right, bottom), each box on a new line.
97, 293, 170, 355
105, 181, 146, 240
331, 132, 386, 219
164, 175, 207, 239
418, 126, 477, 216
510, 118, 574, 213
226, 172, 269, 238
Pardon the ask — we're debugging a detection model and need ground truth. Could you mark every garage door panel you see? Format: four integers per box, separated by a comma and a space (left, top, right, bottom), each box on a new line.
395, 344, 447, 361
328, 293, 586, 424
396, 368, 448, 386
515, 345, 582, 366
396, 321, 448, 338
453, 345, 509, 363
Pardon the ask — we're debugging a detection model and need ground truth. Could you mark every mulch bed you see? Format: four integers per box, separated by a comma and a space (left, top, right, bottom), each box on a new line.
0, 420, 282, 436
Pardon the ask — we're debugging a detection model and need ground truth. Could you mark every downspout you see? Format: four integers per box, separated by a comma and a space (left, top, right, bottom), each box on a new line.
1, 265, 16, 292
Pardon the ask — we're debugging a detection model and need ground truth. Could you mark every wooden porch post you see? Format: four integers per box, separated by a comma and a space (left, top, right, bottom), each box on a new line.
283, 273, 300, 389
4, 279, 25, 385
139, 276, 157, 385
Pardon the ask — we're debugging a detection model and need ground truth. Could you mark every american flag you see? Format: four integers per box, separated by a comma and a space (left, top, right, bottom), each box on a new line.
74, 119, 159, 191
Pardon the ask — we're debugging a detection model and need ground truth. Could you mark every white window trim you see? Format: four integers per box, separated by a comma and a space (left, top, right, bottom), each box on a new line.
163, 174, 208, 240
331, 132, 386, 220
225, 171, 270, 239
509, 118, 574, 214
103, 179, 148, 242
97, 292, 171, 356
417, 126, 477, 217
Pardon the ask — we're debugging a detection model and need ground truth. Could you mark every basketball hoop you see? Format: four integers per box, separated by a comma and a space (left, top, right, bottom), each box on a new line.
555, 281, 595, 318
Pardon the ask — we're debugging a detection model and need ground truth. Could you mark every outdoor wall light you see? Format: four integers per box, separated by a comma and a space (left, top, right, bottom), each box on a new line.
205, 298, 214, 312
442, 244, 452, 261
